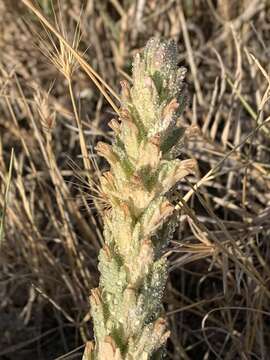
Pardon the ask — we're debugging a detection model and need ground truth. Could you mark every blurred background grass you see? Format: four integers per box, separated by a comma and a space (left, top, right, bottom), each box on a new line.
0, 0, 270, 359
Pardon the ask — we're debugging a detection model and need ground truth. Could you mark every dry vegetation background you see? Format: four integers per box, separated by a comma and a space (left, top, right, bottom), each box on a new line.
1, 0, 270, 359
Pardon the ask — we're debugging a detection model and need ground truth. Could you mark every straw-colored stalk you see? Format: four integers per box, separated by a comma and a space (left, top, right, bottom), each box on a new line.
84, 38, 196, 360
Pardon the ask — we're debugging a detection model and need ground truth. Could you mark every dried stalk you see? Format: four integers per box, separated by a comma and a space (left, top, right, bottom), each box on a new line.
84, 38, 196, 360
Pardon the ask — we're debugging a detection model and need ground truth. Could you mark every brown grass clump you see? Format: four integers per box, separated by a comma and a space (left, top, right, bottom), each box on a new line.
1, 0, 270, 359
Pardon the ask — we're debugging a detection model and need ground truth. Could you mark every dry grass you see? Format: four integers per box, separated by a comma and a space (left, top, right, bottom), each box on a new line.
0, 0, 270, 359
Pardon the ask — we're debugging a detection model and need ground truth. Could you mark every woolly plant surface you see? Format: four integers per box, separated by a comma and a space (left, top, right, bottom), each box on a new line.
84, 38, 196, 360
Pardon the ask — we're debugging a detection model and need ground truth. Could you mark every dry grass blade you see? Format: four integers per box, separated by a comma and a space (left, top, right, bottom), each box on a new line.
176, 115, 270, 210
0, 148, 14, 245
21, 0, 120, 114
